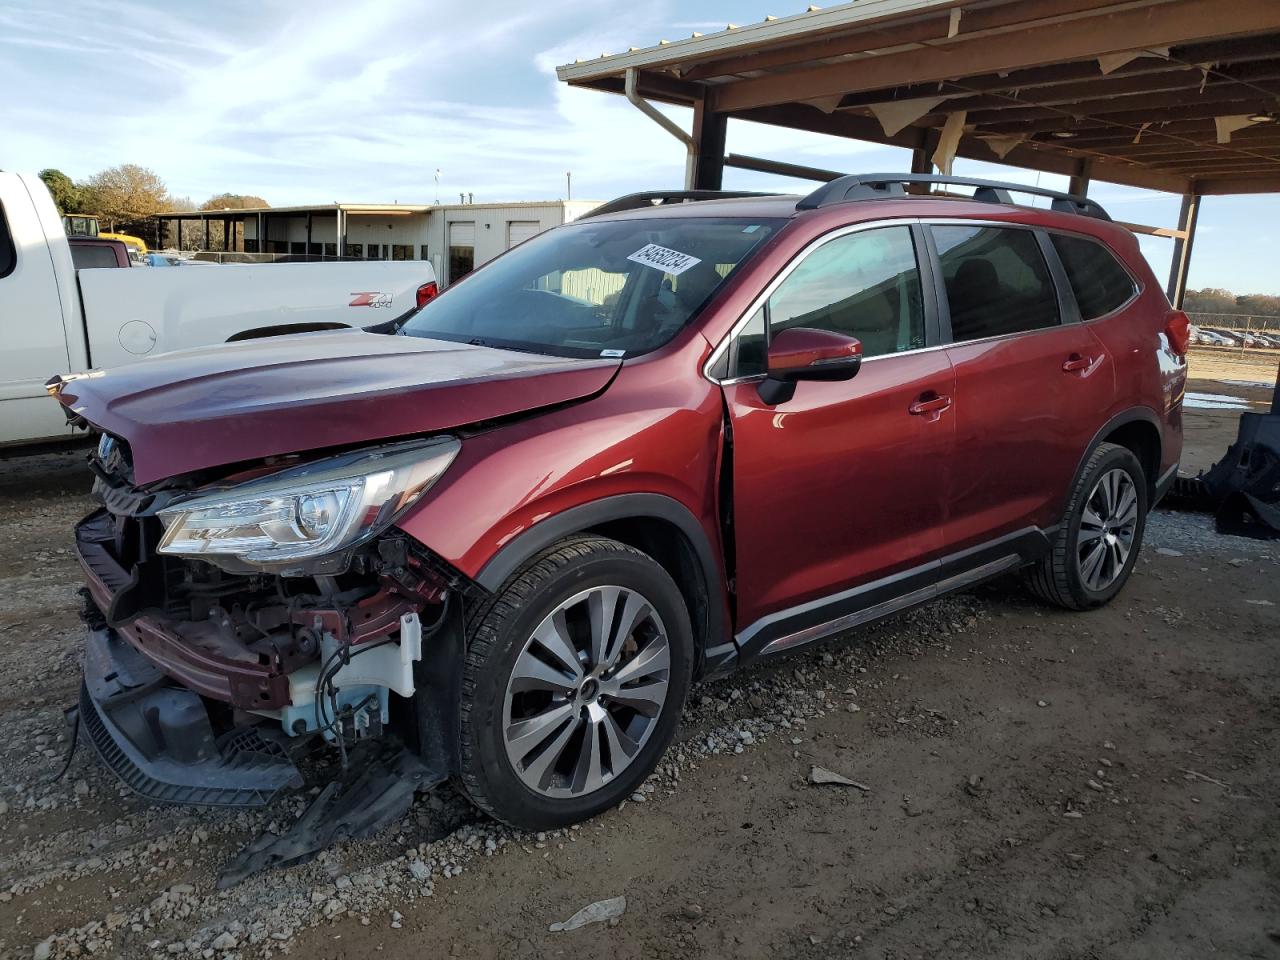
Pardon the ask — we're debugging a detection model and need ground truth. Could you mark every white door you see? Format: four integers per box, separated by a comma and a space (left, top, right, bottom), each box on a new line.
507, 220, 540, 249
449, 222, 476, 246
0, 176, 77, 445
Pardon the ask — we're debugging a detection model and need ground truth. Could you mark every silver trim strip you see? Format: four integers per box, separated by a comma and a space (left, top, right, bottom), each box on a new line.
759, 553, 1022, 656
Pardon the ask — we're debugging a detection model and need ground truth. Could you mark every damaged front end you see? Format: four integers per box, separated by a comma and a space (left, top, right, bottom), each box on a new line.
74, 431, 474, 878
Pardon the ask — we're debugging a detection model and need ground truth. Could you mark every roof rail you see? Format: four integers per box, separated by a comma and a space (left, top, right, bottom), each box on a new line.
584, 190, 779, 218
797, 173, 1112, 222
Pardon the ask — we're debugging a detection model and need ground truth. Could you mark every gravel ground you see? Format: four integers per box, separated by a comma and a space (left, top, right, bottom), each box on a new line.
0, 378, 1277, 960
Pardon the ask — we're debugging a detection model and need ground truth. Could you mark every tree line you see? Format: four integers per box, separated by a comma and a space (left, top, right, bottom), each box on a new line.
1183, 288, 1280, 318
38, 165, 268, 233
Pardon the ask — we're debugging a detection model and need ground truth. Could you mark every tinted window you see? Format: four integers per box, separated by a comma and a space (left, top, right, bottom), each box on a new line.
934, 225, 1059, 342
0, 202, 14, 278
71, 245, 123, 270
403, 217, 781, 359
1051, 233, 1136, 320
732, 226, 924, 378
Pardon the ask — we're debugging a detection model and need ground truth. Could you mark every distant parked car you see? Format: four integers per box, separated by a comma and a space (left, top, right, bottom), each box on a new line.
1203, 328, 1241, 345
146, 252, 216, 267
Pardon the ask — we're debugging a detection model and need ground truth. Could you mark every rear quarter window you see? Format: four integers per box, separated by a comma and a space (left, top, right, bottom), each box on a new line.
1050, 234, 1137, 320
0, 201, 15, 279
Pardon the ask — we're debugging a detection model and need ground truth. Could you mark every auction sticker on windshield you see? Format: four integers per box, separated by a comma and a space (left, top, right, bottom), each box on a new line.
627, 243, 702, 276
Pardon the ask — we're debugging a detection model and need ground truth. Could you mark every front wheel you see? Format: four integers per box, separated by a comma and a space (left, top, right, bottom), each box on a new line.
1026, 442, 1148, 610
458, 536, 693, 830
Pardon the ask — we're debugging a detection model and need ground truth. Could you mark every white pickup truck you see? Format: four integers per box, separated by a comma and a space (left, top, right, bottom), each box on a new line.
1, 171, 437, 447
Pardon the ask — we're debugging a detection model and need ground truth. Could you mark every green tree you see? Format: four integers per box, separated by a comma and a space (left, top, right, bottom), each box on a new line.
80, 164, 170, 229
38, 168, 83, 214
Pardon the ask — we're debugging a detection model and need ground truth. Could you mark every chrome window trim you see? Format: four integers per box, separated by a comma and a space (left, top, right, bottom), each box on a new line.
702, 217, 921, 385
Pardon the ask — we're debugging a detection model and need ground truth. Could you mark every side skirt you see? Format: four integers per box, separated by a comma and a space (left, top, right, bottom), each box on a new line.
735, 527, 1052, 665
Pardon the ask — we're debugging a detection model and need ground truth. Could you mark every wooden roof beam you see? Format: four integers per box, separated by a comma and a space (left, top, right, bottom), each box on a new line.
734, 102, 1190, 192
834, 49, 1280, 115
682, 0, 1132, 81
961, 89, 1280, 126
930, 68, 1280, 116
712, 0, 1280, 113
975, 101, 1280, 135
1194, 174, 1280, 193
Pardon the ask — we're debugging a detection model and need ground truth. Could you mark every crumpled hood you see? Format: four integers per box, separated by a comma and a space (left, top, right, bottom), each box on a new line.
50, 331, 619, 484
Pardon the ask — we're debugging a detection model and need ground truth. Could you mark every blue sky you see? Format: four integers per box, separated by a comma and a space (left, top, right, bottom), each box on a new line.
1, 0, 1276, 294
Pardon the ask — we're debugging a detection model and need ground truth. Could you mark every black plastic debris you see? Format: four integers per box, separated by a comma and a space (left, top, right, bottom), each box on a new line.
217, 738, 445, 888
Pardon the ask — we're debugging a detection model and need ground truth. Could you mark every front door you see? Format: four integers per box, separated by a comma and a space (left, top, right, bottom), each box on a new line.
721, 224, 955, 643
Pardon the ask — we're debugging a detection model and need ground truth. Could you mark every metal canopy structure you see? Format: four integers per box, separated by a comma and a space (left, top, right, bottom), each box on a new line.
557, 0, 1280, 304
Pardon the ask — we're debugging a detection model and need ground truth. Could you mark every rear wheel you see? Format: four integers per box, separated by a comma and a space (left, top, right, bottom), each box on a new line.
459, 536, 693, 829
1026, 442, 1148, 610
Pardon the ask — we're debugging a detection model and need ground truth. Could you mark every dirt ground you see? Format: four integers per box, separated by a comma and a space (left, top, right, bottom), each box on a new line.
0, 353, 1276, 960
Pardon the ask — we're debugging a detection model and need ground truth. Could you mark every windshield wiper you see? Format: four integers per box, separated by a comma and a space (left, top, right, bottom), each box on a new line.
466, 337, 549, 356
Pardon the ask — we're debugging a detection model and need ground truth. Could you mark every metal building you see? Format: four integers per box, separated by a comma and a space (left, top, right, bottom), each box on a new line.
150, 199, 601, 286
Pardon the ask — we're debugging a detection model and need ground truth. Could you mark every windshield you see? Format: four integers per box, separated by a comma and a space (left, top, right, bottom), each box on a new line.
399, 216, 783, 358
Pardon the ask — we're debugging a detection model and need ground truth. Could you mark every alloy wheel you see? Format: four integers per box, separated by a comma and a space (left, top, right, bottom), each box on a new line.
502, 585, 671, 799
1076, 467, 1139, 591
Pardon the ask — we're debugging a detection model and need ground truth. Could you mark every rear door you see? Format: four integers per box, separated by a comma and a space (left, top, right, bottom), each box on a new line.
720, 223, 955, 640
928, 222, 1115, 553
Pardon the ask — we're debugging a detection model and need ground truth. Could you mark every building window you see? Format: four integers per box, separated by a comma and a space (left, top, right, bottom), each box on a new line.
322, 242, 337, 258
244, 238, 259, 253
392, 244, 412, 261
419, 245, 429, 261
345, 243, 363, 259
449, 246, 475, 283
448, 221, 476, 284
367, 244, 383, 260
307, 242, 321, 256
289, 241, 305, 254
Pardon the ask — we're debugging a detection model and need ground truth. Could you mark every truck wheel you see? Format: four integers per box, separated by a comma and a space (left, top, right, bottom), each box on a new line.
459, 536, 693, 829
1026, 442, 1148, 611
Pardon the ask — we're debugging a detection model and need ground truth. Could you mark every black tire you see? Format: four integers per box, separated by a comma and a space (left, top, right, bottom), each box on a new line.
1026, 442, 1148, 611
459, 535, 694, 830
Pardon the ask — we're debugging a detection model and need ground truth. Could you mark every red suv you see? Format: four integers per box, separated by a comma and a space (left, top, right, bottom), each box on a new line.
55, 174, 1188, 836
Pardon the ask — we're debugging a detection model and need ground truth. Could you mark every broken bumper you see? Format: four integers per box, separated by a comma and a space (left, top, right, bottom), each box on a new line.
80, 627, 302, 807
75, 510, 294, 710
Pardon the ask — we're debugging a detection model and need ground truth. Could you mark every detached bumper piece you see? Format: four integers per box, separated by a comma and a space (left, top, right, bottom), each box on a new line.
217, 739, 446, 889
81, 627, 303, 807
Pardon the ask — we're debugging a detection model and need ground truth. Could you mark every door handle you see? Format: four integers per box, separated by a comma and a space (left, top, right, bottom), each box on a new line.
909, 394, 952, 416
1062, 353, 1094, 372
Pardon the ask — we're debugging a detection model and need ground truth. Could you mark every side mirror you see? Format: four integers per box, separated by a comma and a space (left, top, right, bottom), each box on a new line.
758, 327, 862, 405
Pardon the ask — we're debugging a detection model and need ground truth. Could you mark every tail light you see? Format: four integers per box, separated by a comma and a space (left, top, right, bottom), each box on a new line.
415, 281, 439, 310
1165, 310, 1191, 357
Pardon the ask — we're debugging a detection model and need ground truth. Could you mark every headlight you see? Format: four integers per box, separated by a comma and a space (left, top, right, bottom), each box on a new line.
157, 437, 459, 573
